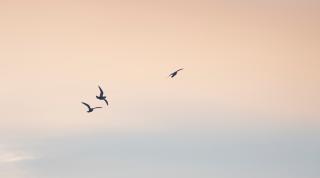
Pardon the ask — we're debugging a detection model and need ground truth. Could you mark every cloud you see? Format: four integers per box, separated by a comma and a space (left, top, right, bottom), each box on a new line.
0, 148, 35, 164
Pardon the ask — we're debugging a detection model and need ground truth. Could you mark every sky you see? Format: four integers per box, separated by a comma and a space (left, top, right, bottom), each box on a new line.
0, 0, 320, 178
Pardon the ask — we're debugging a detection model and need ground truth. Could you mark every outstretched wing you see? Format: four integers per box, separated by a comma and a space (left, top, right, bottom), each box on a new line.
176, 68, 184, 72
98, 86, 104, 96
93, 107, 102, 109
81, 102, 91, 109
104, 99, 109, 105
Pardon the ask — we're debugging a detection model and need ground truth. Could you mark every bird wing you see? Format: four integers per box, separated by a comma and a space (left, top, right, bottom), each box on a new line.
98, 86, 104, 96
104, 99, 109, 105
176, 68, 184, 72
81, 102, 91, 109
93, 107, 102, 109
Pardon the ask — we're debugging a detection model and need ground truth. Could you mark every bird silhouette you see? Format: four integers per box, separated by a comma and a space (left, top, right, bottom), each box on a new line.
169, 68, 184, 78
81, 102, 102, 113
96, 86, 109, 105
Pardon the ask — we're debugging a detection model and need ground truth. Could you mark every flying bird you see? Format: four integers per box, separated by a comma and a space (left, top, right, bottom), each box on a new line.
169, 68, 184, 78
81, 102, 102, 113
96, 86, 109, 105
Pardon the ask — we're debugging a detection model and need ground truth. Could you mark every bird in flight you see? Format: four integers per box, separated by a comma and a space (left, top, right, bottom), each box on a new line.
96, 86, 109, 105
81, 102, 102, 113
169, 68, 184, 78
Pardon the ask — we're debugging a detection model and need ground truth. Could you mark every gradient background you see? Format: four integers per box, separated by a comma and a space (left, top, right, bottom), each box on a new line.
0, 0, 320, 178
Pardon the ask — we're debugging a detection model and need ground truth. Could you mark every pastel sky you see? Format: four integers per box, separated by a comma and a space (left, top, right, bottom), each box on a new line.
0, 0, 319, 178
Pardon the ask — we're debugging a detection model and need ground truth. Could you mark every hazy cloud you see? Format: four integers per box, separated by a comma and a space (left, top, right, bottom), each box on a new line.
0, 147, 35, 164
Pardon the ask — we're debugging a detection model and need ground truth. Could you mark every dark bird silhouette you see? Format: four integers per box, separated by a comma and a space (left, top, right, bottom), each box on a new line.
81, 102, 102, 113
169, 68, 184, 78
96, 86, 109, 105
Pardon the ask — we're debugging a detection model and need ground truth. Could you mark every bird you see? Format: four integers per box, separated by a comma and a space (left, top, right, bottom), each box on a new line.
96, 86, 109, 105
81, 102, 102, 113
169, 68, 184, 78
